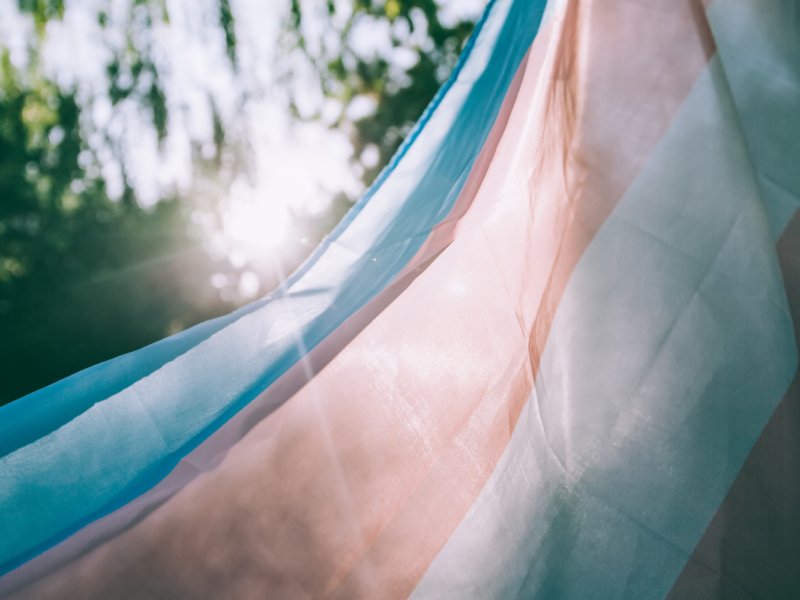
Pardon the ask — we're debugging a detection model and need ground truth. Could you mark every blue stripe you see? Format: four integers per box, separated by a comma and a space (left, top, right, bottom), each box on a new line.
0, 0, 548, 577
0, 0, 528, 459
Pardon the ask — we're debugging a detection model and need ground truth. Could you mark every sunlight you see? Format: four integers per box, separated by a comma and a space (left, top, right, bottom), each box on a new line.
223, 197, 291, 253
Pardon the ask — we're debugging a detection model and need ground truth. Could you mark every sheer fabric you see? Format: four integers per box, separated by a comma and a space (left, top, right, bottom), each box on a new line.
2, 0, 799, 598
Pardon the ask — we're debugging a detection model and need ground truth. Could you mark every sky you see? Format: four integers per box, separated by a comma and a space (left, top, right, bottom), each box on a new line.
0, 0, 487, 299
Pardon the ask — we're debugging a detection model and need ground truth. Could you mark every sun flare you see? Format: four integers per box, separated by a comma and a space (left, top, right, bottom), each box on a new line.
223, 200, 291, 252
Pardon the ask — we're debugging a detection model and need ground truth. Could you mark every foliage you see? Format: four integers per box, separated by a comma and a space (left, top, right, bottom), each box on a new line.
0, 49, 231, 404
287, 0, 477, 185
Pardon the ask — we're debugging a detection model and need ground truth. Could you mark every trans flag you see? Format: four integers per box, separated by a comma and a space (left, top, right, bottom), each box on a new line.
2, 0, 799, 598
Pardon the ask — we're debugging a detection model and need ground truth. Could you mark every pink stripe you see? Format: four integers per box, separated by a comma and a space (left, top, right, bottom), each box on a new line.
5, 21, 551, 600
0, 37, 532, 600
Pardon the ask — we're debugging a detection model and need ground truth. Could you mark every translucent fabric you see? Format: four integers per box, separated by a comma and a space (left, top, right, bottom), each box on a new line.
0, 0, 546, 581
1, 0, 799, 599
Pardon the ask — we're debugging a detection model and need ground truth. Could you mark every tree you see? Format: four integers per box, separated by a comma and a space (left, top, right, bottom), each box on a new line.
286, 0, 478, 183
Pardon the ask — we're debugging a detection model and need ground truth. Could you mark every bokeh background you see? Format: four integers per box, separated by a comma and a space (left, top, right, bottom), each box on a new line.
0, 0, 487, 405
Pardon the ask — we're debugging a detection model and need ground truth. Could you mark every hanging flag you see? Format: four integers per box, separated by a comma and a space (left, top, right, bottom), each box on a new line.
1, 0, 799, 598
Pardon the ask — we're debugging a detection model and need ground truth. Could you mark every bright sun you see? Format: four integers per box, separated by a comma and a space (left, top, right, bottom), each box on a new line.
223, 200, 291, 252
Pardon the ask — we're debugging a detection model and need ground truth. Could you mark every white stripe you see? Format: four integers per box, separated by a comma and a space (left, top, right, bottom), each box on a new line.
411, 55, 795, 600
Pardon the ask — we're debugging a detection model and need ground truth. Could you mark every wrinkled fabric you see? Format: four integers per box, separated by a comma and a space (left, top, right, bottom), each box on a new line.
0, 0, 546, 582
2, 0, 799, 599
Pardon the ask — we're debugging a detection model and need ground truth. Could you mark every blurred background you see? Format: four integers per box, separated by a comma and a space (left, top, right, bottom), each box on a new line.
0, 0, 487, 405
